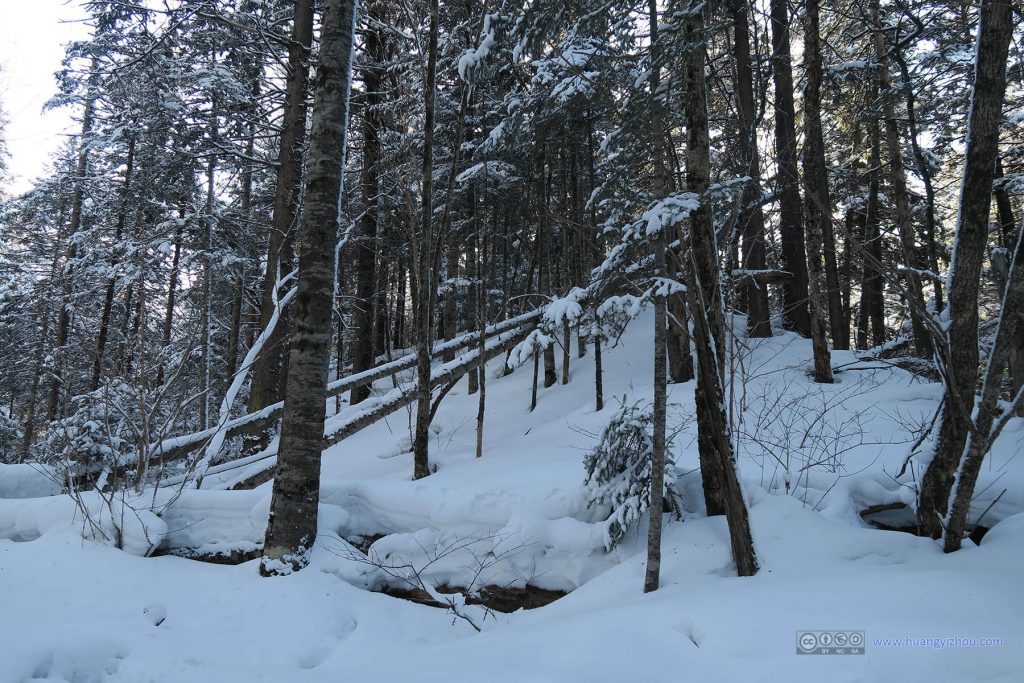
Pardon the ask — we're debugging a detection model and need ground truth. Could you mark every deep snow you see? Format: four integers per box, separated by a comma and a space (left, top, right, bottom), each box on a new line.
2, 311, 1022, 682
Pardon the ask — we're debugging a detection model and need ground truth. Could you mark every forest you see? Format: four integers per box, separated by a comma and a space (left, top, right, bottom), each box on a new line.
0, 0, 1021, 680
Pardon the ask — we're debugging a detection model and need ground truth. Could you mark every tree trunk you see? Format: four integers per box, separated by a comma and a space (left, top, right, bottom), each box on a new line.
684, 6, 758, 576
800, 0, 835, 383
262, 0, 358, 575
412, 0, 439, 481
350, 5, 384, 405
249, 0, 314, 413
536, 143, 558, 388
768, 0, 811, 337
917, 0, 1013, 539
92, 138, 135, 390
945, 206, 1024, 551
475, 187, 488, 459
645, 0, 667, 593
730, 0, 771, 339
860, 93, 886, 349
199, 94, 218, 431
993, 160, 1023, 405
869, 0, 933, 359
802, 0, 844, 352
157, 217, 183, 386
892, 41, 944, 314
47, 79, 97, 421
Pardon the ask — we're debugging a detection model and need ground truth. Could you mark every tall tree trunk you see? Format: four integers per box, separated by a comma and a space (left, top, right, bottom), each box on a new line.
536, 143, 558, 388
730, 0, 771, 339
645, 0, 667, 593
226, 79, 260, 385
917, 0, 1013, 540
412, 0, 439, 481
869, 0, 933, 359
199, 94, 218, 432
860, 92, 886, 349
250, 0, 315, 413
262, 0, 359, 576
92, 138, 136, 390
768, 0, 811, 337
802, 0, 844, 352
993, 160, 1023, 404
892, 41, 944, 313
800, 0, 835, 382
475, 182, 488, 459
684, 6, 758, 576
945, 207, 1024, 551
350, 4, 384, 405
47, 78, 97, 421
157, 217, 183, 386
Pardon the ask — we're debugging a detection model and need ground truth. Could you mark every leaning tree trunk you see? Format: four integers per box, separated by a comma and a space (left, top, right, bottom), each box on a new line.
261, 0, 359, 576
249, 0, 315, 413
768, 0, 811, 337
916, 0, 1013, 540
730, 0, 771, 339
412, 0, 439, 481
684, 5, 758, 576
870, 0, 933, 359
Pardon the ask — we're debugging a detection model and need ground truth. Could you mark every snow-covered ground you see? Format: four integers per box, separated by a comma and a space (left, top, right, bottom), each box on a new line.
2, 312, 1023, 682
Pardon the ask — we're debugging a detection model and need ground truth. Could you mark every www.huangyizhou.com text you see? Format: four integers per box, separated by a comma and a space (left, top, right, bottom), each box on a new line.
873, 636, 1005, 649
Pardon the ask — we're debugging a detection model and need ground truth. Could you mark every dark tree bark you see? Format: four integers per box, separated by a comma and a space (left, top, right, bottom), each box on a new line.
768, 0, 811, 337
645, 0, 667, 594
350, 3, 384, 405
869, 0, 933, 359
729, 0, 770, 339
800, 0, 835, 383
536, 143, 558, 388
858, 92, 886, 349
993, 160, 1023, 404
802, 0, 844, 352
412, 0, 440, 481
684, 5, 758, 577
945, 207, 1024, 551
47, 78, 97, 421
262, 0, 358, 575
891, 36, 944, 314
917, 0, 1013, 540
199, 93, 218, 431
156, 216, 183, 387
92, 137, 135, 391
249, 0, 314, 413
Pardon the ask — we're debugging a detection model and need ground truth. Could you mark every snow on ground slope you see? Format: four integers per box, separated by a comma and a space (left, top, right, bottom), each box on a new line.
1, 311, 1023, 682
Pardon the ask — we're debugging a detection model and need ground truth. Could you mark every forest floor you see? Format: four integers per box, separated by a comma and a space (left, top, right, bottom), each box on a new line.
2, 312, 1023, 682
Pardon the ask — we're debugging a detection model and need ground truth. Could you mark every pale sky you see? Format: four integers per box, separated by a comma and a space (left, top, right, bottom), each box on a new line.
1, 0, 90, 195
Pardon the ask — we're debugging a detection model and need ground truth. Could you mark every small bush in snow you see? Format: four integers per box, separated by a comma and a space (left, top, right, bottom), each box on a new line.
42, 379, 171, 487
583, 400, 679, 550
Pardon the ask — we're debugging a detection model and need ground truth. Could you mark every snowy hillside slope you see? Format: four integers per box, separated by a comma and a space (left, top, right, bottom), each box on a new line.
1, 311, 1023, 682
